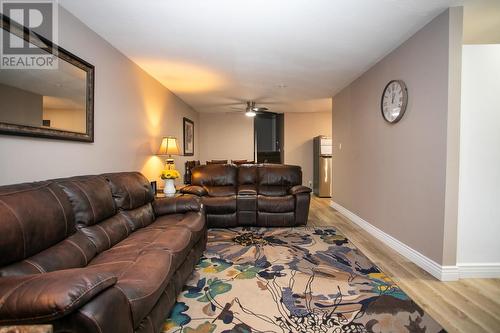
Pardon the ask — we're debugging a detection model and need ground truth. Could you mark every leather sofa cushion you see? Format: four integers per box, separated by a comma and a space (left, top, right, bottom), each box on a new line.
258, 185, 288, 196
90, 226, 192, 271
103, 172, 154, 210
0, 230, 97, 276
152, 196, 202, 216
237, 195, 257, 211
119, 203, 155, 231
88, 225, 196, 327
80, 214, 131, 253
179, 185, 207, 196
57, 176, 116, 228
205, 185, 236, 197
191, 164, 237, 186
202, 196, 237, 214
257, 164, 302, 187
90, 249, 174, 328
258, 195, 295, 213
257, 211, 295, 227
0, 181, 75, 266
151, 212, 205, 245
111, 250, 174, 327
134, 235, 206, 333
238, 185, 257, 195
0, 268, 116, 325
237, 211, 257, 226
238, 164, 257, 185
206, 213, 238, 228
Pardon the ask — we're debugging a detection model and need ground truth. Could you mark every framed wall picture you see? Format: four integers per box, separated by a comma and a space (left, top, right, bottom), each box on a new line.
183, 117, 194, 156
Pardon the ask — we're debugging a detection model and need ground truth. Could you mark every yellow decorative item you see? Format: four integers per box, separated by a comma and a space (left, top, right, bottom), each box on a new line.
161, 169, 180, 180
161, 168, 180, 195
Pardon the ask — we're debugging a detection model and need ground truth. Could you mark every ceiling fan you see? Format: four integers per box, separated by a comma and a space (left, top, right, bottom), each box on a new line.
231, 101, 270, 117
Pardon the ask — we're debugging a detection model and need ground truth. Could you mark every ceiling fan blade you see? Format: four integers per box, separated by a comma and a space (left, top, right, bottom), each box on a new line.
253, 96, 282, 104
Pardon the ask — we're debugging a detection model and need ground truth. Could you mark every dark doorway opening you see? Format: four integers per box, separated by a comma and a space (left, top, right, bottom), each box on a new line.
254, 113, 284, 163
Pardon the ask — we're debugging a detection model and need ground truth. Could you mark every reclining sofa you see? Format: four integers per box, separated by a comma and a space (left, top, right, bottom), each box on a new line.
0, 172, 205, 333
181, 164, 312, 227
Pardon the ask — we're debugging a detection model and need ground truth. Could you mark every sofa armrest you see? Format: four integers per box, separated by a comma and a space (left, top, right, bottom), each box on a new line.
153, 195, 202, 216
180, 185, 207, 196
289, 185, 312, 195
0, 269, 117, 325
238, 185, 257, 196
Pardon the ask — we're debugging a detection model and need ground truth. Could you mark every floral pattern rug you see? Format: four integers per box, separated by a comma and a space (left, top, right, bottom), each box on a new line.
163, 227, 446, 333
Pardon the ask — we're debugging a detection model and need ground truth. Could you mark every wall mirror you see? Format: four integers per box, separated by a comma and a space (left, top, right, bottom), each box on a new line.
0, 14, 94, 142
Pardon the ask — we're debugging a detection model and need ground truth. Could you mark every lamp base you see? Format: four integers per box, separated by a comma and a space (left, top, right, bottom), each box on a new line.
165, 158, 176, 170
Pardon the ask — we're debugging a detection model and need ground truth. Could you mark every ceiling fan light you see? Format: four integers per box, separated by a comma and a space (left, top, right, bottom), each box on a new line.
245, 110, 256, 117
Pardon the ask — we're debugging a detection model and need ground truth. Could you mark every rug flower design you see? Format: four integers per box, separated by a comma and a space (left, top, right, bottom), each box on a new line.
206, 228, 314, 269
163, 227, 445, 333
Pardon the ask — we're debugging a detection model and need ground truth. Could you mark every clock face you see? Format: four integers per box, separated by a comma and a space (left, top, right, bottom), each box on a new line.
381, 80, 408, 123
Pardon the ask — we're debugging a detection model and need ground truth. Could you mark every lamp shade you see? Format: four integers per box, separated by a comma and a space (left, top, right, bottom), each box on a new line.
157, 136, 180, 156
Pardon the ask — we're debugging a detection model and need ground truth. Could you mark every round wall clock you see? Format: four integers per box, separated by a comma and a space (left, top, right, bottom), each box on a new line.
381, 80, 408, 123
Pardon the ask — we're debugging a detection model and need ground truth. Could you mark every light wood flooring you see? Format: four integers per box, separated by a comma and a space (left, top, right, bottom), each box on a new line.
308, 196, 500, 333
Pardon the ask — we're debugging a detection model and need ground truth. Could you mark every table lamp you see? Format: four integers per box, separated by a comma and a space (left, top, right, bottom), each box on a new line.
157, 136, 180, 170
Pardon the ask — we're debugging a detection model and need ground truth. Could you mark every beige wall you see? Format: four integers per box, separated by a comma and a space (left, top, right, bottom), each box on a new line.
0, 7, 198, 186
284, 112, 332, 187
331, 9, 462, 265
198, 112, 254, 163
0, 83, 43, 127
43, 108, 87, 133
198, 111, 332, 185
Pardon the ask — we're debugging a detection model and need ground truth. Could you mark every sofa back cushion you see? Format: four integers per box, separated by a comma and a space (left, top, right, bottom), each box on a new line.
57, 175, 132, 254
238, 164, 257, 185
257, 164, 302, 196
0, 230, 97, 276
205, 186, 236, 197
0, 181, 76, 267
192, 164, 237, 187
103, 172, 154, 210
103, 172, 155, 231
57, 175, 116, 228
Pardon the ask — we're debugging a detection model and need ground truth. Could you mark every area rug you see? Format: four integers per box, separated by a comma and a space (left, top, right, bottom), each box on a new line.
163, 227, 446, 333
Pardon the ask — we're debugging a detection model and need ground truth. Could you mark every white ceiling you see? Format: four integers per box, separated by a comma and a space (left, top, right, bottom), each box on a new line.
59, 0, 470, 113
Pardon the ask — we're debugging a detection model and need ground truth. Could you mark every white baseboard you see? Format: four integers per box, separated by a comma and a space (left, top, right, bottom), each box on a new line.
329, 201, 459, 281
457, 263, 500, 279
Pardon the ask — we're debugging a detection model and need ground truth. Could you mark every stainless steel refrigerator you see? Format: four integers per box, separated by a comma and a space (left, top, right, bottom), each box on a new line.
313, 136, 332, 197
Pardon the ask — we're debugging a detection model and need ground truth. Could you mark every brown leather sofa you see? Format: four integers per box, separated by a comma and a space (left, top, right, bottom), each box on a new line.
0, 172, 206, 333
181, 164, 312, 227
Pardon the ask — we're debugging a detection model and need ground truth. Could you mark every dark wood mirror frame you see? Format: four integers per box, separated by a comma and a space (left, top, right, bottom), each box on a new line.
0, 14, 95, 142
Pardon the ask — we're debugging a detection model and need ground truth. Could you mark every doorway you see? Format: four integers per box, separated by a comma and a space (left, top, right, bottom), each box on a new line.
254, 113, 284, 163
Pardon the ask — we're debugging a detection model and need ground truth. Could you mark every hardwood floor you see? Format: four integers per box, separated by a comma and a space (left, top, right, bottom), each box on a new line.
307, 196, 500, 333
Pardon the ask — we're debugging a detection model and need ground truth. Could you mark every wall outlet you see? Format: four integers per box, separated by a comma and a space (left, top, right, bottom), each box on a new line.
308, 180, 312, 187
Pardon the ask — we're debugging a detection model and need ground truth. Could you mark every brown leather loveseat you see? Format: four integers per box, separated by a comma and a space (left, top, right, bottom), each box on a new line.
181, 164, 312, 227
0, 172, 206, 333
